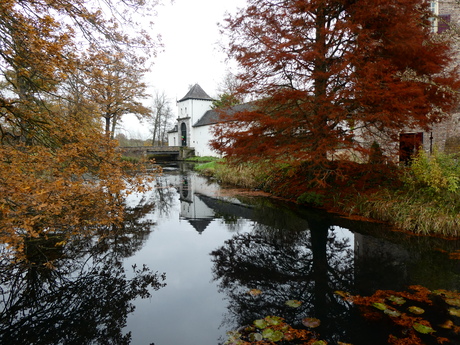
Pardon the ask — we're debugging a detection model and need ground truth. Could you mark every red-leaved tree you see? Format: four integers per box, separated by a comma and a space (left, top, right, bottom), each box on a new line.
211, 0, 460, 171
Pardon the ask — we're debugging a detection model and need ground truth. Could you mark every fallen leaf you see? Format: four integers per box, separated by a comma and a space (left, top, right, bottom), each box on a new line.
248, 289, 262, 296
285, 299, 302, 308
302, 317, 321, 328
335, 290, 351, 299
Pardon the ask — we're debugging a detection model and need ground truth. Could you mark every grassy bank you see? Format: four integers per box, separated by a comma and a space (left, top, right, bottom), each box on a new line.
195, 151, 460, 237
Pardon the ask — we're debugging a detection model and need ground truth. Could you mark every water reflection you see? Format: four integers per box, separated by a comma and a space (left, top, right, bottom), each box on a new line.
209, 202, 460, 344
159, 164, 460, 344
0, 195, 165, 345
210, 209, 359, 344
2, 163, 460, 344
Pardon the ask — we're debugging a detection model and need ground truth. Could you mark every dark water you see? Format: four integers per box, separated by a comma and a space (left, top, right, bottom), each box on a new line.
1, 162, 460, 344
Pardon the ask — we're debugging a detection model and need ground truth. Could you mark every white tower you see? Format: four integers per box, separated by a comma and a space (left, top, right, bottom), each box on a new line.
176, 84, 214, 147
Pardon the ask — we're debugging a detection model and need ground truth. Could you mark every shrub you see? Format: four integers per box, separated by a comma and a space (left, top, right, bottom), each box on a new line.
297, 192, 325, 206
405, 148, 460, 194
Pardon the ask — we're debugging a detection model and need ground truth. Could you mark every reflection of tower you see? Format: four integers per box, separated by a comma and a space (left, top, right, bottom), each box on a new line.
179, 174, 215, 234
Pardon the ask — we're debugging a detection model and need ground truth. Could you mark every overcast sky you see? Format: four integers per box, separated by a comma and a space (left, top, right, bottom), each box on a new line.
120, 0, 247, 139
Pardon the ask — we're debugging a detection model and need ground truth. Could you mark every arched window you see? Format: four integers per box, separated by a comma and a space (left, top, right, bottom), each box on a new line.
181, 123, 187, 147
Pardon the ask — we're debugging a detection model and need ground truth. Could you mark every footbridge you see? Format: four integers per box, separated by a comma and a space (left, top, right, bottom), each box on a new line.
120, 146, 195, 160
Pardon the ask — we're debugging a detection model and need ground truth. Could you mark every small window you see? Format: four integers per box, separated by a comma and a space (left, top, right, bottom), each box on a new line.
438, 14, 451, 33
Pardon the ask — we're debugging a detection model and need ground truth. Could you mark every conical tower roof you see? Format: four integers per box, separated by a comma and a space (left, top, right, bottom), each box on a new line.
178, 84, 213, 102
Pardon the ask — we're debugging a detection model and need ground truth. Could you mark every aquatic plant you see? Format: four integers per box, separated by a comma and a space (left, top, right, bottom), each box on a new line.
226, 286, 460, 345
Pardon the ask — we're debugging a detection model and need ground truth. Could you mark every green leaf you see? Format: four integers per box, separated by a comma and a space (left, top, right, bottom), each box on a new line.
302, 317, 321, 328
408, 306, 425, 315
372, 302, 388, 311
312, 341, 327, 345
285, 299, 302, 308
413, 323, 436, 334
254, 319, 268, 329
387, 295, 406, 305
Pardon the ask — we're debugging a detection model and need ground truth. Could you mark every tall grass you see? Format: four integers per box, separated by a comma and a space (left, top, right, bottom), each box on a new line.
340, 149, 460, 236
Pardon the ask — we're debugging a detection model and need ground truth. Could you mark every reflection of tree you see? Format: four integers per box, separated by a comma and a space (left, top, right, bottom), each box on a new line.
0, 194, 166, 345
211, 216, 355, 344
0, 253, 165, 344
92, 194, 156, 259
154, 176, 178, 219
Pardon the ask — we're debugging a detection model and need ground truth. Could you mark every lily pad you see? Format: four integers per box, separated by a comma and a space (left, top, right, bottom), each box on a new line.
254, 319, 268, 329
261, 328, 274, 339
445, 298, 460, 307
312, 341, 327, 345
249, 333, 263, 341
387, 295, 406, 305
302, 317, 321, 328
248, 289, 262, 296
408, 306, 425, 315
439, 320, 454, 329
225, 331, 243, 345
448, 307, 460, 317
262, 328, 284, 341
384, 309, 402, 317
285, 299, 302, 308
413, 322, 436, 334
372, 302, 388, 311
433, 289, 460, 299
265, 316, 282, 325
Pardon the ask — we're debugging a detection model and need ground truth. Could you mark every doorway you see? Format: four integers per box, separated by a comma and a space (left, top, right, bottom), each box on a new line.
399, 132, 423, 163
181, 123, 187, 147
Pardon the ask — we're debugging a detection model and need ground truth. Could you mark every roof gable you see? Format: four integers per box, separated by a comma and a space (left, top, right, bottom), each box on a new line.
178, 84, 214, 102
193, 103, 254, 127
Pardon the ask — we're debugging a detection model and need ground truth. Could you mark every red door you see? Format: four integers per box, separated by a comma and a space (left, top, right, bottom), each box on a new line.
399, 132, 423, 163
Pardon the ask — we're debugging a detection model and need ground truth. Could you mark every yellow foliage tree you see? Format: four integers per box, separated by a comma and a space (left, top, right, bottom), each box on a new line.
0, 0, 161, 259
83, 46, 152, 139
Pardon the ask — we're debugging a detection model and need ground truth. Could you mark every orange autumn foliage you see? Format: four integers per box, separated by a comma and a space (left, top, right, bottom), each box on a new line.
212, 0, 460, 177
0, 0, 160, 259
